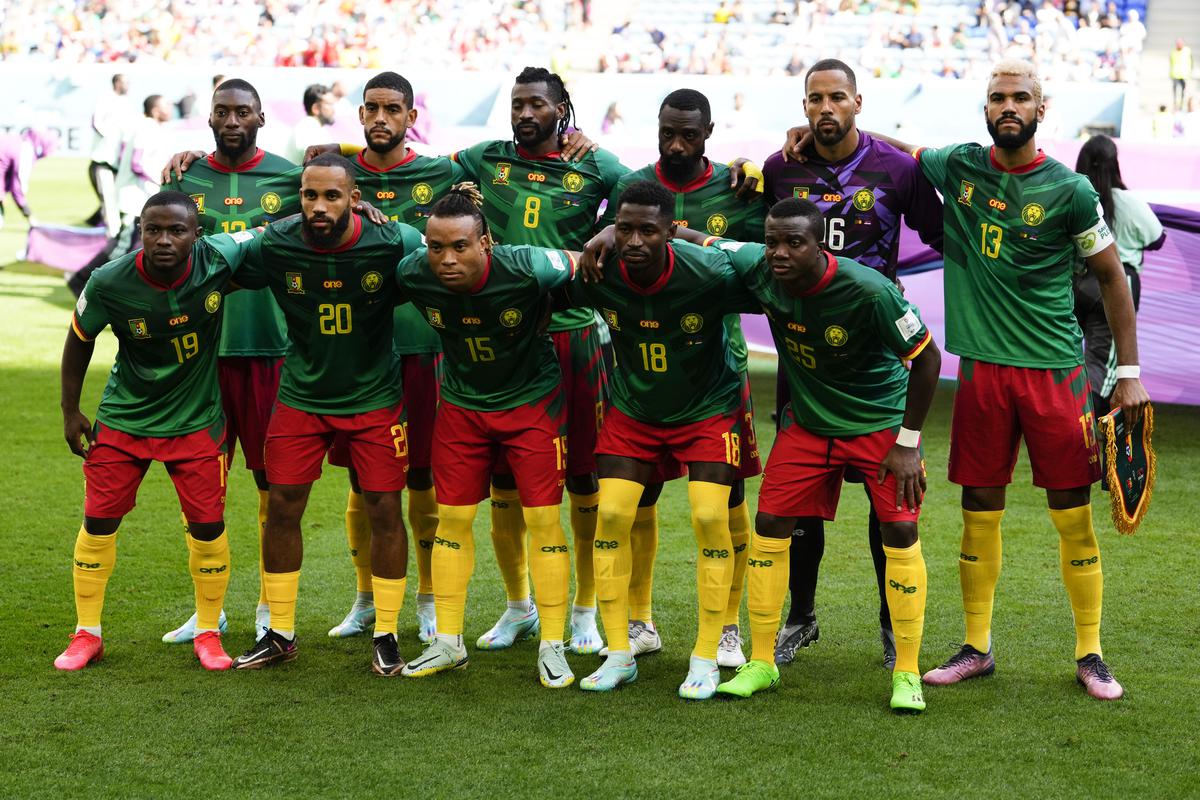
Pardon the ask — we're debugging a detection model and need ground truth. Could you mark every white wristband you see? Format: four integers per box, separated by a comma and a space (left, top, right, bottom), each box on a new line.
1115, 365, 1140, 380
896, 427, 921, 448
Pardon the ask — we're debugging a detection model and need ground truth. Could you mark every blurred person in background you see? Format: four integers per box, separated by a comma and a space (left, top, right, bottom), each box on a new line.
87, 74, 132, 235
1170, 39, 1192, 110
287, 84, 335, 163
0, 128, 55, 231
1073, 135, 1165, 415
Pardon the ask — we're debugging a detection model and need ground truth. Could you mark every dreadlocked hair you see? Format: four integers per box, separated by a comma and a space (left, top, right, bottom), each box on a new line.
430, 183, 489, 237
514, 66, 576, 138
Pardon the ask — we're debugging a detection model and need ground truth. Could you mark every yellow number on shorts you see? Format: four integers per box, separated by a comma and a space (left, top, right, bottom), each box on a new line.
466, 336, 495, 362
170, 332, 200, 363
218, 453, 228, 488
523, 196, 541, 228
1078, 411, 1096, 450
595, 400, 605, 431
785, 339, 816, 369
638, 342, 668, 372
391, 423, 409, 459
722, 431, 742, 467
979, 223, 1003, 259
318, 303, 352, 334
553, 435, 568, 471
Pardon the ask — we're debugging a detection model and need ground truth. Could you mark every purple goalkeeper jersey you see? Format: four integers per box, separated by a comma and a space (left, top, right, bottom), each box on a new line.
761, 132, 944, 280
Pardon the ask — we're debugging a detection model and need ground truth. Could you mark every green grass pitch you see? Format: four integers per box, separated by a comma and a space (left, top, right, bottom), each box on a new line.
1, 158, 1198, 797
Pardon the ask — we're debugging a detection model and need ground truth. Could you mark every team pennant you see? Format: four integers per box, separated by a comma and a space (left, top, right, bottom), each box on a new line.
1098, 403, 1157, 535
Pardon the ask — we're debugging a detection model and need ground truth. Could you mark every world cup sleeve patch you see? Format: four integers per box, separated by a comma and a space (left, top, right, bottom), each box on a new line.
895, 309, 922, 340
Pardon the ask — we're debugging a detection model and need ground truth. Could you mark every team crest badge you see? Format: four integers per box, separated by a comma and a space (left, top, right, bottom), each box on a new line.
205, 291, 221, 313
824, 325, 848, 347
1021, 202, 1046, 226
603, 308, 620, 331
190, 193, 206, 214
499, 307, 523, 328
957, 181, 974, 206
705, 214, 728, 236
426, 307, 444, 328
494, 163, 512, 185
362, 271, 384, 292
680, 313, 704, 333
286, 273, 304, 294
260, 192, 282, 215
853, 189, 875, 212
562, 171, 585, 193
793, 187, 810, 200
128, 318, 149, 339
412, 183, 434, 204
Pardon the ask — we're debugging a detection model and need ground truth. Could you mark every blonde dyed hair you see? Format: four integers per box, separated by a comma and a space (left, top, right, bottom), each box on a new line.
988, 59, 1043, 104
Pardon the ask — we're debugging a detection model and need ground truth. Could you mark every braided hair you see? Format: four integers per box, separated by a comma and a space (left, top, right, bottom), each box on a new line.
429, 182, 489, 237
514, 66, 576, 139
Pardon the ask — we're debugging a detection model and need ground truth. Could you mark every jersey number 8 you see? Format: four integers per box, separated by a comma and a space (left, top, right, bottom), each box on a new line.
523, 196, 541, 229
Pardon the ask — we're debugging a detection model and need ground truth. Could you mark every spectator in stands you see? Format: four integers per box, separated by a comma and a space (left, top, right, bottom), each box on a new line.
1171, 39, 1193, 110
287, 83, 335, 164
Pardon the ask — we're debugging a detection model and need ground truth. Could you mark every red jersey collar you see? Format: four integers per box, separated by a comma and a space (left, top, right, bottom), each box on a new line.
135, 250, 193, 290
654, 159, 713, 194
619, 245, 676, 295
206, 148, 266, 173
516, 144, 561, 161
988, 146, 1047, 174
469, 253, 493, 294
355, 148, 417, 172
799, 251, 838, 296
309, 213, 363, 254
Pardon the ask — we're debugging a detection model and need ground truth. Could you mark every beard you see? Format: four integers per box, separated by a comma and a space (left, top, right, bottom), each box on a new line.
302, 207, 352, 248
213, 129, 256, 160
812, 119, 850, 147
365, 127, 405, 154
659, 151, 702, 184
987, 115, 1038, 149
513, 119, 556, 149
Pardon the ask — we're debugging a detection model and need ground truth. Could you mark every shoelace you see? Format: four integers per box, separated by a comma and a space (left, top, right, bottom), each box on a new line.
1082, 656, 1113, 682
719, 630, 740, 649
945, 646, 983, 667
65, 631, 98, 654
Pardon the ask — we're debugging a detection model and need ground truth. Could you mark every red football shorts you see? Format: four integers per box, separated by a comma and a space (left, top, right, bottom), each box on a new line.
83, 420, 228, 523
758, 412, 921, 524
434, 390, 567, 507
949, 358, 1101, 489
267, 401, 408, 492
552, 325, 609, 478
217, 356, 282, 471
596, 406, 742, 469
647, 372, 760, 484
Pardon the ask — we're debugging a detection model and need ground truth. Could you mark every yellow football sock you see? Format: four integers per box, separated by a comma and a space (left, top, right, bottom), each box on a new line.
257, 490, 269, 605
432, 504, 477, 636
263, 570, 300, 634
689, 481, 733, 661
569, 491, 599, 607
344, 488, 373, 594
960, 509, 1004, 652
594, 479, 643, 651
372, 575, 407, 637
525, 504, 570, 642
747, 533, 791, 664
73, 526, 117, 630
489, 487, 529, 602
1050, 504, 1104, 660
628, 505, 658, 623
724, 499, 751, 627
883, 541, 927, 675
407, 487, 438, 595
188, 530, 230, 631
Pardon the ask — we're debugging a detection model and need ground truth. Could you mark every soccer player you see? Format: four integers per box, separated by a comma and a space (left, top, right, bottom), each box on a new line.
56, 191, 248, 672
766, 59, 944, 669
394, 189, 580, 688
229, 155, 425, 675
575, 181, 759, 699
599, 88, 764, 668
160, 78, 300, 645
450, 67, 628, 655
324, 71, 465, 643
899, 61, 1149, 700
700, 198, 941, 712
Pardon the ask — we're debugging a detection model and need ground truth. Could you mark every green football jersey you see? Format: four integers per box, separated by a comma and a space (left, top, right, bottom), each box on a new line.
451, 139, 628, 332
235, 215, 425, 414
718, 241, 932, 437
72, 234, 248, 437
351, 149, 466, 355
164, 149, 301, 358
394, 244, 576, 411
569, 241, 758, 425
916, 144, 1114, 368
601, 159, 765, 373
